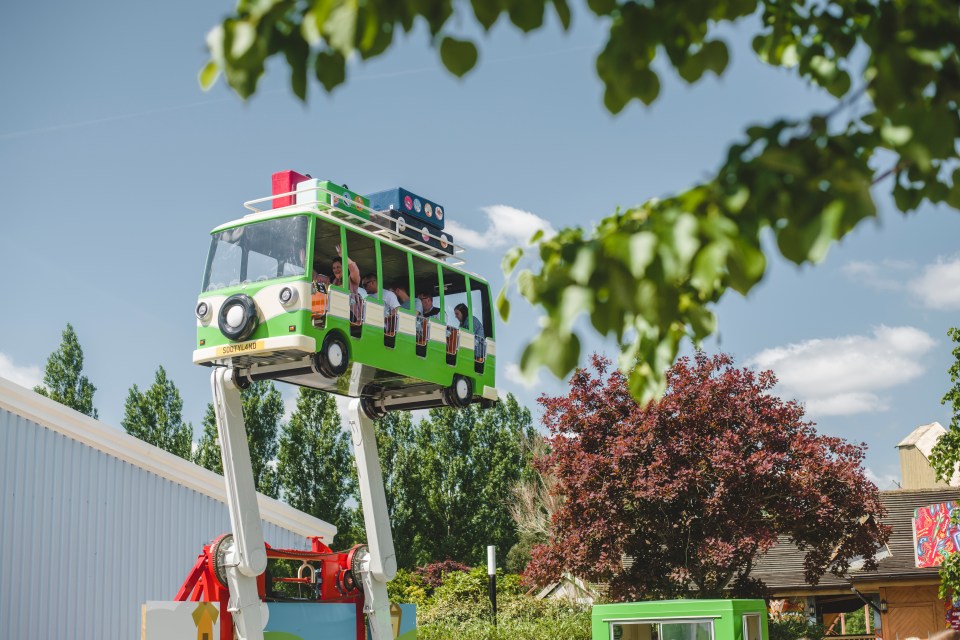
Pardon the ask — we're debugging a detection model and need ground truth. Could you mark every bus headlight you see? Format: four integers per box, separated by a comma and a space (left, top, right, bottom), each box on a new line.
196, 301, 211, 321
279, 286, 298, 307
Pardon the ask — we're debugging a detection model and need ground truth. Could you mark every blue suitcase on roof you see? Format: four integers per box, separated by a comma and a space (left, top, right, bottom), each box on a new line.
366, 187, 445, 230
370, 209, 455, 255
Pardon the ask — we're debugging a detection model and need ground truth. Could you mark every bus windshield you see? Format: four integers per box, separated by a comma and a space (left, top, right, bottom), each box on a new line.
202, 216, 309, 292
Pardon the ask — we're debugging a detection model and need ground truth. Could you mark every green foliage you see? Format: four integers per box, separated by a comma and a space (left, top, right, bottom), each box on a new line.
193, 403, 223, 473
420, 573, 590, 639
391, 563, 589, 640
928, 328, 960, 597
768, 615, 825, 640
387, 569, 429, 607
34, 323, 98, 418
940, 550, 960, 601
276, 387, 357, 543
931, 327, 960, 482
378, 395, 536, 568
843, 607, 867, 635
506, 531, 544, 574
121, 365, 193, 460
204, 0, 960, 404
193, 381, 284, 498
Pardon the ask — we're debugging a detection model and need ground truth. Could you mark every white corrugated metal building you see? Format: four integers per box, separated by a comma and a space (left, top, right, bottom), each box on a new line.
0, 376, 336, 639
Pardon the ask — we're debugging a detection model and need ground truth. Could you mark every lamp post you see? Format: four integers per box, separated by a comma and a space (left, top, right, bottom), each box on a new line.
487, 545, 497, 626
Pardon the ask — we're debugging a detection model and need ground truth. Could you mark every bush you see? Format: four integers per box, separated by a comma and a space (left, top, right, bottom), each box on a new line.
387, 569, 429, 606
416, 559, 472, 588
395, 562, 591, 639
418, 593, 591, 640
768, 615, 825, 640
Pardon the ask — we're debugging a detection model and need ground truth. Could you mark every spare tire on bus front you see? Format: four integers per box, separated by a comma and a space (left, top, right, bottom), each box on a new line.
446, 374, 473, 408
218, 294, 258, 342
318, 333, 349, 378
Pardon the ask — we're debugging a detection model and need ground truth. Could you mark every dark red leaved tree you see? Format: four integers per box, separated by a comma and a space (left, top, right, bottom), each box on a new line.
525, 352, 890, 601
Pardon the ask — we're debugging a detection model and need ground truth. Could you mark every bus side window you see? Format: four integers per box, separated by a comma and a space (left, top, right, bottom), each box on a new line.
313, 218, 342, 285
342, 228, 375, 293
440, 267, 468, 329
467, 279, 492, 341
412, 255, 441, 320
380, 242, 413, 311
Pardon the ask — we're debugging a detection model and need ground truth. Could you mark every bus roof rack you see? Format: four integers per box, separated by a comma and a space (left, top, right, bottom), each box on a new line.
243, 187, 466, 267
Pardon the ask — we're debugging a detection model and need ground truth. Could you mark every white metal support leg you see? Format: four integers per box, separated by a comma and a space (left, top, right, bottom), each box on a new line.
211, 368, 268, 640
346, 398, 397, 640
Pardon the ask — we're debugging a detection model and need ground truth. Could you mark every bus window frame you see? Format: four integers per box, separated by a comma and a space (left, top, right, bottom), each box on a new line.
306, 217, 317, 280
400, 252, 416, 316
465, 276, 476, 335
331, 224, 349, 295
465, 277, 494, 340
373, 238, 383, 304
438, 267, 447, 326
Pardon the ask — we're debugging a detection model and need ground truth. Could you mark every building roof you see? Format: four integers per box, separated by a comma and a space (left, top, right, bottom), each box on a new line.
896, 422, 947, 457
751, 487, 959, 592
0, 376, 335, 539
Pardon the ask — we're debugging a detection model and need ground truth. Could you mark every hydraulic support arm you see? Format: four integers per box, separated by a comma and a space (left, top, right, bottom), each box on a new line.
211, 367, 267, 640
347, 398, 397, 640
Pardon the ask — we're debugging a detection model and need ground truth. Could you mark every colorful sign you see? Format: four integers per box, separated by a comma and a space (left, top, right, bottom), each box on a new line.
946, 598, 960, 631
143, 601, 417, 639
914, 501, 960, 567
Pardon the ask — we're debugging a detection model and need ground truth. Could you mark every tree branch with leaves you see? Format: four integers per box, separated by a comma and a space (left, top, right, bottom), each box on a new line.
202, 0, 960, 400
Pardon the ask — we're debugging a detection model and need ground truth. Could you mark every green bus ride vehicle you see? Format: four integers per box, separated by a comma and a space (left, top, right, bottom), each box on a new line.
193, 173, 499, 418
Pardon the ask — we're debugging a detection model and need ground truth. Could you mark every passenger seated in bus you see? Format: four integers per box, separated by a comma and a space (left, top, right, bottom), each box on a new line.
363, 275, 401, 317
390, 283, 423, 314
416, 292, 441, 318
454, 303, 484, 339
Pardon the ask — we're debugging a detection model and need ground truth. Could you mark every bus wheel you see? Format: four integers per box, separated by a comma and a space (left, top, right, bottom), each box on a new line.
448, 375, 473, 408
319, 333, 349, 378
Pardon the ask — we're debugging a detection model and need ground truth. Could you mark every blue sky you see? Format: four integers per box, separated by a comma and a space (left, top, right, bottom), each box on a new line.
2, 0, 959, 489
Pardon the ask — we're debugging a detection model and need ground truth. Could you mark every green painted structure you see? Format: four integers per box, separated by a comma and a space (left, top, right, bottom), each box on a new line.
592, 599, 769, 640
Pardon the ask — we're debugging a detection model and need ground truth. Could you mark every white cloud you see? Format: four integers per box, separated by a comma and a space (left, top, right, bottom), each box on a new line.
505, 362, 541, 390
843, 256, 960, 311
0, 353, 42, 390
842, 259, 914, 291
911, 256, 960, 310
445, 204, 555, 250
865, 465, 902, 491
748, 326, 936, 417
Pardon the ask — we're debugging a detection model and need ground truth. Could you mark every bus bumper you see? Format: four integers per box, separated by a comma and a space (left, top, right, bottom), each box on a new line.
193, 334, 317, 367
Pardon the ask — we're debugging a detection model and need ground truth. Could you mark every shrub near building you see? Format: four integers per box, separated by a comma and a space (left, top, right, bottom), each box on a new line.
389, 564, 591, 640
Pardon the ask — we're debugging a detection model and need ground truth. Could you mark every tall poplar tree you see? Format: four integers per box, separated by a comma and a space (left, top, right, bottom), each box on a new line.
377, 395, 534, 567
276, 388, 356, 545
121, 365, 193, 460
193, 380, 283, 498
34, 323, 98, 418
375, 410, 427, 568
